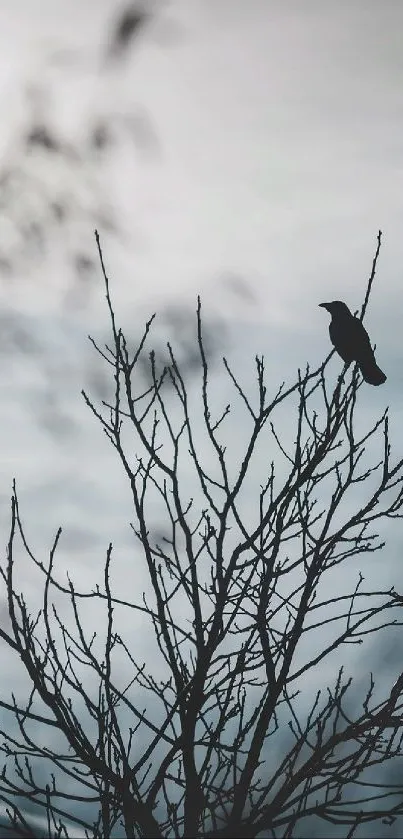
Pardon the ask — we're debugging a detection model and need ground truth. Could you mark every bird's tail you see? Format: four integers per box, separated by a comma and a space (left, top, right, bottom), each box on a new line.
358, 359, 387, 386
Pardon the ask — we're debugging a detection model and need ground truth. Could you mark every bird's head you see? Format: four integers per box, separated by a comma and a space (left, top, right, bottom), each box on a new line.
319, 301, 351, 317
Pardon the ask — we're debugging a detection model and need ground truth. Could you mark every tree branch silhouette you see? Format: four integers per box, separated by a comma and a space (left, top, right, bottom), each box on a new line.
1, 232, 402, 838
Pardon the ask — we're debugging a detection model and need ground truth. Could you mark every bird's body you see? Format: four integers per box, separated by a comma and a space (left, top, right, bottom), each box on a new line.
319, 300, 386, 386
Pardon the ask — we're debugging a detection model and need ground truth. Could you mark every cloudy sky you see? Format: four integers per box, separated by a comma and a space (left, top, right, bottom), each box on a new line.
0, 0, 402, 835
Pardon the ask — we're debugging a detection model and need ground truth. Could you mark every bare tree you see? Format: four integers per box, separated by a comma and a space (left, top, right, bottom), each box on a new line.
1, 231, 403, 838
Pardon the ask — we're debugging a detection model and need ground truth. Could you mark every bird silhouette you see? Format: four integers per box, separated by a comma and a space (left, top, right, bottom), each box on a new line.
319, 300, 386, 386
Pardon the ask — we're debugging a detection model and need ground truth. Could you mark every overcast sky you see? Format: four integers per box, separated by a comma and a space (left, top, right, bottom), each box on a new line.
0, 1, 402, 835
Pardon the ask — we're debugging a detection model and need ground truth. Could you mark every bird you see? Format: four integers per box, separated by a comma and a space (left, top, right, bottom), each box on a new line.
319, 300, 386, 386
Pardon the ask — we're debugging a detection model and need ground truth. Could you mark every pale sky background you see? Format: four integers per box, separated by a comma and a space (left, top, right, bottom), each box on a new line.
0, 1, 403, 836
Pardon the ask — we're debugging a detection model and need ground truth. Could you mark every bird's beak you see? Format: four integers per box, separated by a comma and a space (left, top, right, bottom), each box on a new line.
319, 303, 330, 311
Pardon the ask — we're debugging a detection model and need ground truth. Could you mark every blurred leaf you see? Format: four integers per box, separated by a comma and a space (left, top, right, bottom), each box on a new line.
90, 121, 112, 152
108, 4, 150, 60
25, 124, 60, 153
